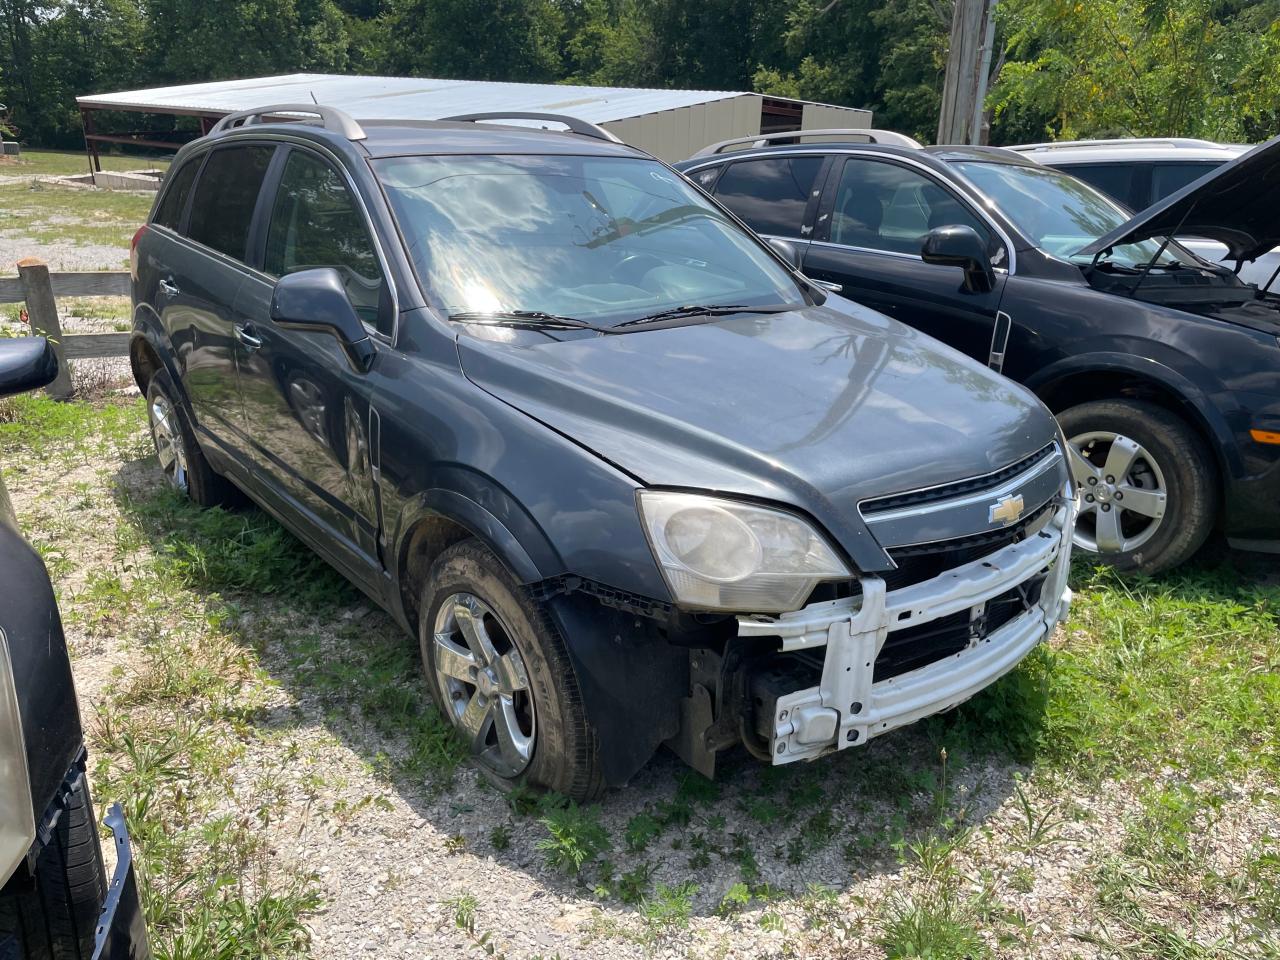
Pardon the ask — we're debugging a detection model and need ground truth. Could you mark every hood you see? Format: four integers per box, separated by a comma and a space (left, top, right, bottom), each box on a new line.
1076, 134, 1280, 263
457, 300, 1059, 571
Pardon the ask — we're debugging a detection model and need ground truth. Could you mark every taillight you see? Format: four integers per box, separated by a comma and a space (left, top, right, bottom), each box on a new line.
130, 224, 147, 282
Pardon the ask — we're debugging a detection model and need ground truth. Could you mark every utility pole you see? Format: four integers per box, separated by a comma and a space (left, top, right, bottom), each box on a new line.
937, 0, 998, 145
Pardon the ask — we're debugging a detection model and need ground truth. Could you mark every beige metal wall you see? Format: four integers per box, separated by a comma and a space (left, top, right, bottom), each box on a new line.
604, 96, 874, 162
801, 102, 873, 131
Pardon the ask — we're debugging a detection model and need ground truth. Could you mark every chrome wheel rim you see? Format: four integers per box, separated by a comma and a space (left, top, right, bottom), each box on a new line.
1067, 430, 1168, 555
432, 593, 535, 778
149, 395, 189, 494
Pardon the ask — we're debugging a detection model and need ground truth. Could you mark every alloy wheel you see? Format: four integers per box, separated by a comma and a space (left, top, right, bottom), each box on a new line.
149, 394, 189, 494
432, 592, 536, 778
1067, 430, 1168, 555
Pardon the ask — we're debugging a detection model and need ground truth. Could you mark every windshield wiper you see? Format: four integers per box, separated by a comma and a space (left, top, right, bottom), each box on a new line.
447, 310, 602, 331
613, 303, 797, 330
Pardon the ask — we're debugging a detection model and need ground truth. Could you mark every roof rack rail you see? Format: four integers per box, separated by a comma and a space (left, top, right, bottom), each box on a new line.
209, 104, 366, 141
441, 112, 621, 143
692, 128, 922, 158
1008, 137, 1226, 152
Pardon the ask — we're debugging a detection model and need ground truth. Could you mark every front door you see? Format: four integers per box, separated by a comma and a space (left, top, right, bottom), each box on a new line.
233, 146, 390, 586
800, 155, 1009, 365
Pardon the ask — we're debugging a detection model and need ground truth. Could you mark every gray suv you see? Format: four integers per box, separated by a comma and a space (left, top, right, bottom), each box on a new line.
130, 105, 1073, 798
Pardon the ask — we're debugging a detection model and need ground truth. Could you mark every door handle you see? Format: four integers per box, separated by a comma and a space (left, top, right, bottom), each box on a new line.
234, 323, 263, 351
158, 278, 179, 297
812, 279, 843, 293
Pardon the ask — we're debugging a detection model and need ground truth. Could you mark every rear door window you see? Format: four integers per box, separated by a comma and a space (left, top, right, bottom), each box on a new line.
152, 154, 202, 231
1057, 163, 1139, 208
711, 156, 824, 239
186, 145, 275, 261
264, 149, 386, 332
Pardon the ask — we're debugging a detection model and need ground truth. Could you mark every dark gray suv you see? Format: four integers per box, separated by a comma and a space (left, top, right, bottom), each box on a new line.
130, 105, 1074, 799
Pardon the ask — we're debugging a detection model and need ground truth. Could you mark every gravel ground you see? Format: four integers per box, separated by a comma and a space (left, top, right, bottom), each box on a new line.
5, 407, 1276, 959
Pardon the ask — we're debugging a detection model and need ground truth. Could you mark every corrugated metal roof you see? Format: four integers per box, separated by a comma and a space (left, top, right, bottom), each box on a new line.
77, 72, 868, 124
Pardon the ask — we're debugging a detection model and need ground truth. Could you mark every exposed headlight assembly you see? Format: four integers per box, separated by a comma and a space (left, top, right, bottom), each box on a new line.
638, 491, 851, 612
0, 626, 35, 883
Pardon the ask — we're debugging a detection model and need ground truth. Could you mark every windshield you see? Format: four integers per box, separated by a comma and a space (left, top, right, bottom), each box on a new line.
374, 154, 808, 326
954, 160, 1200, 268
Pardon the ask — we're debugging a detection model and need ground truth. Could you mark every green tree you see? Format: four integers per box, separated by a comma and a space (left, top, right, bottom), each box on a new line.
993, 0, 1280, 141
381, 0, 566, 82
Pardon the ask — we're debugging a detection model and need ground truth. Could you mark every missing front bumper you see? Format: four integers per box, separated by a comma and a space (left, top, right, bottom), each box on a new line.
738, 502, 1074, 763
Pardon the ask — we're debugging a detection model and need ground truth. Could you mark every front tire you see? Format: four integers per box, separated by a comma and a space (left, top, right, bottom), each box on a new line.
0, 773, 107, 960
419, 540, 603, 800
1059, 399, 1216, 573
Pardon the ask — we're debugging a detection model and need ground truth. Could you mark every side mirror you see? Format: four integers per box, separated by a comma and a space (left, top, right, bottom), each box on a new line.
767, 237, 802, 269
0, 337, 58, 398
921, 225, 996, 294
270, 268, 376, 371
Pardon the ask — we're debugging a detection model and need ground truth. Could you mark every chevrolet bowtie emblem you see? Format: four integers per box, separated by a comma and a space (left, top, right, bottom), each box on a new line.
989, 494, 1025, 526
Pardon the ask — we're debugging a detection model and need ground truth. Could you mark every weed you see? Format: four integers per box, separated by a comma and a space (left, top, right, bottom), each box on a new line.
489, 823, 512, 851
1010, 778, 1068, 854
537, 802, 610, 875
641, 882, 697, 931
624, 811, 662, 853
718, 882, 751, 917
877, 887, 990, 960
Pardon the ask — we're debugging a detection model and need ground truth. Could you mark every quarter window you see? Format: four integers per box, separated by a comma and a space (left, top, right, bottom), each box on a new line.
186, 145, 275, 261
265, 151, 386, 332
711, 156, 824, 239
830, 158, 997, 259
152, 155, 202, 231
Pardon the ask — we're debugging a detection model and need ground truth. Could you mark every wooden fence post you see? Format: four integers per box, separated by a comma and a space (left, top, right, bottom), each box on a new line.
17, 257, 74, 400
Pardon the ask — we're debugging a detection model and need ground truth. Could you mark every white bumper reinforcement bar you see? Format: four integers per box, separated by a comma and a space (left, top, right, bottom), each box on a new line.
737, 500, 1075, 763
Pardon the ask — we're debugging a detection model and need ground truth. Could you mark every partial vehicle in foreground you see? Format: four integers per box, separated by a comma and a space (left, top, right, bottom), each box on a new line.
131, 105, 1073, 799
1009, 137, 1280, 288
0, 337, 150, 959
677, 131, 1280, 572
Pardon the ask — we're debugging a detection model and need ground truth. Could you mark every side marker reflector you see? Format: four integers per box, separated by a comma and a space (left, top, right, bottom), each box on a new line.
1250, 428, 1280, 445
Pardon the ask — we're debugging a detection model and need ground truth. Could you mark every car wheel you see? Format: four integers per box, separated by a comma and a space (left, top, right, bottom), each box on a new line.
419, 539, 604, 801
1058, 399, 1216, 573
0, 772, 107, 960
146, 370, 241, 508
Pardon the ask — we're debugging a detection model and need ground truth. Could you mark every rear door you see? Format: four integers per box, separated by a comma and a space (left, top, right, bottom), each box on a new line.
232, 145, 392, 585
800, 154, 1010, 364
701, 154, 829, 256
152, 144, 276, 450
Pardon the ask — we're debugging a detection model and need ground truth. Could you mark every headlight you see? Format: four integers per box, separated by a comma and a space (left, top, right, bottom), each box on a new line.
637, 491, 851, 612
0, 626, 35, 883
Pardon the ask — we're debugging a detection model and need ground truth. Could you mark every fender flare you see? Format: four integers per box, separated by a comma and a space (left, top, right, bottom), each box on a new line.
129, 306, 188, 410
391, 486, 561, 598
1024, 351, 1241, 476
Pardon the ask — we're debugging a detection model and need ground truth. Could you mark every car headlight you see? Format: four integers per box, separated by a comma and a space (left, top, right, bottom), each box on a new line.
637, 491, 851, 612
0, 626, 35, 883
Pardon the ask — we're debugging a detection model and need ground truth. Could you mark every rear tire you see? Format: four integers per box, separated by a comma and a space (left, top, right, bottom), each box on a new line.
146, 369, 242, 508
1058, 399, 1216, 574
0, 773, 107, 960
419, 539, 604, 801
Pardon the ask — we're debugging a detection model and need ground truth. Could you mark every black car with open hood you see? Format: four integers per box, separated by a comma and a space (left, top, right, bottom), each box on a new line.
678, 130, 1280, 571
0, 338, 150, 959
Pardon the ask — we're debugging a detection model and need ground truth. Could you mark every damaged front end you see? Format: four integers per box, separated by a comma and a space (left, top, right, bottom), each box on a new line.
667, 446, 1075, 776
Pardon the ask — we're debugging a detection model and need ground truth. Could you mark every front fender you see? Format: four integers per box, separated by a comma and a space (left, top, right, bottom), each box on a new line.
1026, 349, 1241, 477
391, 485, 554, 589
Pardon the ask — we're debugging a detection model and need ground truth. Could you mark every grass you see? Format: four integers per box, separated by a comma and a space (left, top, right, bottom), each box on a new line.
0, 179, 151, 256
4, 392, 1279, 958
0, 148, 169, 178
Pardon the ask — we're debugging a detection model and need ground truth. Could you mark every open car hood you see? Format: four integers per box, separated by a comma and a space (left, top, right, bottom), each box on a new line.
1076, 134, 1280, 264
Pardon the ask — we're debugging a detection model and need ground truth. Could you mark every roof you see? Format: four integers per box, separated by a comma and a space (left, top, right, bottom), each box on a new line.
1010, 138, 1248, 165
77, 72, 845, 126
